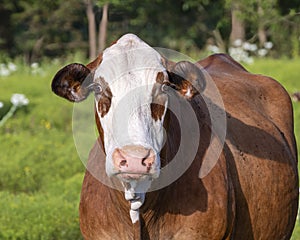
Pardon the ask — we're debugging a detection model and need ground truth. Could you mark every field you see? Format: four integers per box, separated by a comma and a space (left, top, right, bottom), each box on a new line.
0, 57, 299, 239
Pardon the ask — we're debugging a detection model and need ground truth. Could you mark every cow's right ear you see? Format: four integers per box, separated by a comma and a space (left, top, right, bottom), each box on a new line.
51, 63, 94, 102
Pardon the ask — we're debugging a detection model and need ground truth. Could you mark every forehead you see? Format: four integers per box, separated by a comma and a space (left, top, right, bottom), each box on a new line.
94, 34, 165, 92
93, 35, 168, 150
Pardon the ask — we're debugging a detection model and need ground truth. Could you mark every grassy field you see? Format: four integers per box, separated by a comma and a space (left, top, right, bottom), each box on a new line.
0, 62, 84, 239
0, 57, 299, 239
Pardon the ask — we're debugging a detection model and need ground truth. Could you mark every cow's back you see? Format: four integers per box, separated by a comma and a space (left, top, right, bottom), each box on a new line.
198, 54, 298, 239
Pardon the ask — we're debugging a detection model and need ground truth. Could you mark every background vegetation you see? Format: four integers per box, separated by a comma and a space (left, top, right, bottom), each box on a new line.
0, 0, 299, 239
0, 0, 300, 62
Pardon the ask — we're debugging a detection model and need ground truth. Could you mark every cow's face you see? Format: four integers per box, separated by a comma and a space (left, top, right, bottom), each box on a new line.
51, 34, 205, 186
93, 39, 169, 183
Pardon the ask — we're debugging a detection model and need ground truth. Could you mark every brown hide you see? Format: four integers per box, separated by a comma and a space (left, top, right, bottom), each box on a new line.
79, 54, 298, 239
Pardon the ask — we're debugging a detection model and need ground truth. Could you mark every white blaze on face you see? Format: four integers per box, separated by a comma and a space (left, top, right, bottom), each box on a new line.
94, 34, 168, 179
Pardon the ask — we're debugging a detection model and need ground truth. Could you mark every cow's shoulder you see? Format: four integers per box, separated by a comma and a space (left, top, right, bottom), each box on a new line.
198, 53, 296, 158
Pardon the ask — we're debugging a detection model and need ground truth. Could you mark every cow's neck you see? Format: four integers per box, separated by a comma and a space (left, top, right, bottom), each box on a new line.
103, 180, 146, 240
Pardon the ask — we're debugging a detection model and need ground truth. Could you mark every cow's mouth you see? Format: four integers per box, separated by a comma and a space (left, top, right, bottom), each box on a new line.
114, 172, 152, 182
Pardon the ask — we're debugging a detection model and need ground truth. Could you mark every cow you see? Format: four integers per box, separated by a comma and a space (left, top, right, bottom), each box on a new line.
51, 34, 298, 239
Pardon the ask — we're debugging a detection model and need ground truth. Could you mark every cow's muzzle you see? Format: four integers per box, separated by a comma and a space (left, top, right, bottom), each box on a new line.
112, 145, 156, 181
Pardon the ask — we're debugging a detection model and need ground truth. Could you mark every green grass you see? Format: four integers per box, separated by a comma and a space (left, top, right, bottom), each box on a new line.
0, 64, 84, 239
0, 58, 299, 239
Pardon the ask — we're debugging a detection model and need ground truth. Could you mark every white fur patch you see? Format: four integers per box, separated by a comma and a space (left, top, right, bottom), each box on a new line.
123, 179, 151, 223
94, 34, 167, 177
130, 209, 140, 224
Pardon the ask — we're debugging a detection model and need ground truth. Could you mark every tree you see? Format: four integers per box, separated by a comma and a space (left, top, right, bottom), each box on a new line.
257, 0, 267, 47
85, 0, 97, 60
0, 0, 299, 61
85, 1, 110, 59
98, 3, 109, 52
0, 1, 16, 58
0, 0, 87, 63
229, 1, 245, 44
276, 0, 300, 58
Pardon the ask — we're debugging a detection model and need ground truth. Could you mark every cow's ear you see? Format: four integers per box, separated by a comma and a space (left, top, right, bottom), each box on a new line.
51, 63, 94, 102
168, 61, 206, 100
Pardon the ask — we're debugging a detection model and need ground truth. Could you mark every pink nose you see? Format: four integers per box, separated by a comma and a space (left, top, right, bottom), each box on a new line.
112, 145, 155, 179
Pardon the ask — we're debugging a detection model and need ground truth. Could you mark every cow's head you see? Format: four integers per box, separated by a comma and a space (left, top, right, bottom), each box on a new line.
52, 34, 205, 192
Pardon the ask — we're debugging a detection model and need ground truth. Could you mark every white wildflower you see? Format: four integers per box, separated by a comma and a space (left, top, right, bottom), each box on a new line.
233, 39, 242, 47
242, 42, 251, 51
243, 56, 254, 64
264, 42, 273, 49
258, 48, 268, 57
30, 62, 44, 75
207, 45, 220, 53
31, 62, 39, 69
0, 102, 3, 108
229, 47, 253, 64
229, 47, 245, 60
249, 44, 258, 52
0, 64, 10, 77
10, 94, 29, 107
7, 62, 17, 72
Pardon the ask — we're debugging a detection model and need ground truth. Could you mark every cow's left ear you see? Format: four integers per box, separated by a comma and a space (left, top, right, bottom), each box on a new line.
51, 63, 94, 102
168, 61, 206, 99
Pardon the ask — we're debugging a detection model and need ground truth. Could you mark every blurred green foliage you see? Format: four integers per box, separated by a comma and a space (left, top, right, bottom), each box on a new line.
0, 0, 300, 63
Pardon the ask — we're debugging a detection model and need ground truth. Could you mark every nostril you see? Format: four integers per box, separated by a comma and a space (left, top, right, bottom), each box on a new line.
142, 158, 153, 167
142, 155, 155, 168
113, 146, 156, 174
119, 159, 127, 167
142, 158, 147, 166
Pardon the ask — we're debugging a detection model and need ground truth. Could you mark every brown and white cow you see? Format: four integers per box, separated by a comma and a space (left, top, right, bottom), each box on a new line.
51, 34, 298, 239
